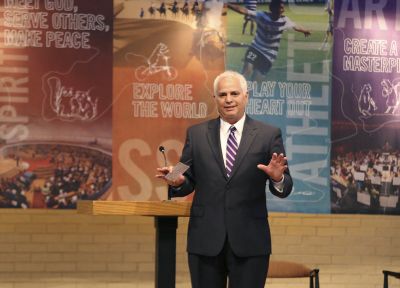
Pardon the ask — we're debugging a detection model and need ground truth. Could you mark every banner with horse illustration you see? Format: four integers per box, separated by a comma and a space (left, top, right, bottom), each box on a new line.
331, 0, 400, 214
110, 0, 225, 201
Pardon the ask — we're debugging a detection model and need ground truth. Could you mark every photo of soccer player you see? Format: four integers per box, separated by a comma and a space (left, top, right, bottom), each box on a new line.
228, 0, 311, 81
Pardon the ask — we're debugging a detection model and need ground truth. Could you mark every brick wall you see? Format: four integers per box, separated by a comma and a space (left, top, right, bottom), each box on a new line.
0, 209, 399, 288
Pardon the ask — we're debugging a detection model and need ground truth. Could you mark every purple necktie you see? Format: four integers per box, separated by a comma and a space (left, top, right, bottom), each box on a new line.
226, 126, 238, 177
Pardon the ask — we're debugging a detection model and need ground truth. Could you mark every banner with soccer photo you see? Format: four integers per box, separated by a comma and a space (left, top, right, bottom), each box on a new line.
226, 0, 332, 213
331, 0, 400, 214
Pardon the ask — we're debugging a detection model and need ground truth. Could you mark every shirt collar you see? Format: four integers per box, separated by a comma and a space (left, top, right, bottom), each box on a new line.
220, 114, 246, 135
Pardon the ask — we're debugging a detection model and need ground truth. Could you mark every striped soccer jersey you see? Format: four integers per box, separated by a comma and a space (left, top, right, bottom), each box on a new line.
244, 0, 257, 11
248, 10, 295, 63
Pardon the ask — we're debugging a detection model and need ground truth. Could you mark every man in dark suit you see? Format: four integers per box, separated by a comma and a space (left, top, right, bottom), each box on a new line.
157, 71, 292, 288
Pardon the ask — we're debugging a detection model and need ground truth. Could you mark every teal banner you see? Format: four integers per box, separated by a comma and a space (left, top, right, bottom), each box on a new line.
227, 1, 332, 213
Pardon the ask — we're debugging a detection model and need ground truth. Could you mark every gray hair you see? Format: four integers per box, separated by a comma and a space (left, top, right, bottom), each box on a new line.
213, 71, 248, 96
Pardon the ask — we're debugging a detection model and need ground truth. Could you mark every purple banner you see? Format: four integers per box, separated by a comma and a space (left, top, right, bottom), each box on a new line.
331, 0, 400, 214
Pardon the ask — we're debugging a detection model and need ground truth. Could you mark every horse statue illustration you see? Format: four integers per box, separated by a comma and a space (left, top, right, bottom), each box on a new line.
357, 83, 377, 116
381, 79, 400, 114
134, 43, 178, 81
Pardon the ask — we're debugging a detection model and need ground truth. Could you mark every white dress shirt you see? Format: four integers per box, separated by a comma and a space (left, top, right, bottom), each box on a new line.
220, 114, 246, 165
219, 115, 284, 192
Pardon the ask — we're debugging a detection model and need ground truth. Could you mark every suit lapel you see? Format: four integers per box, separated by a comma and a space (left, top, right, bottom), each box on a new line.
228, 116, 258, 181
206, 118, 228, 180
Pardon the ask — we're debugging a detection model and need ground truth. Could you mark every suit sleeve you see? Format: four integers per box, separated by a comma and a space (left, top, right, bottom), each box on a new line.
169, 128, 196, 197
268, 128, 293, 198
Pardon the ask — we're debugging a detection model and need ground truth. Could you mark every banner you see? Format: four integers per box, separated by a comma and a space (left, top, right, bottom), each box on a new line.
0, 0, 113, 208
226, 1, 332, 213
331, 0, 400, 214
109, 0, 224, 201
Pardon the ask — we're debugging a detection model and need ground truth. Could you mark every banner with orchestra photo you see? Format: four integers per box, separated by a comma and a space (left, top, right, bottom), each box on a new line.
0, 0, 113, 208
331, 0, 400, 214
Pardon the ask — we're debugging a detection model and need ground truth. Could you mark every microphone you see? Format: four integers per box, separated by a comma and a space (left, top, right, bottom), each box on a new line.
158, 145, 171, 200
159, 146, 167, 167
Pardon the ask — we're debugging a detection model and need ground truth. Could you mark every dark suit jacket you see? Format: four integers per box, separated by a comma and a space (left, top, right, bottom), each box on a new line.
170, 116, 292, 257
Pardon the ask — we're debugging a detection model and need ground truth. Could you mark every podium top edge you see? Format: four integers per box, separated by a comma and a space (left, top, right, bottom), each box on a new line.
77, 200, 192, 216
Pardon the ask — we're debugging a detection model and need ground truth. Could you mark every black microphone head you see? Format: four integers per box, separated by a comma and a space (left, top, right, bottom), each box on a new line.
159, 146, 165, 153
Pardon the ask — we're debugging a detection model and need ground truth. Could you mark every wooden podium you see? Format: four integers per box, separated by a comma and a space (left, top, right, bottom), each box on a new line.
78, 201, 192, 288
